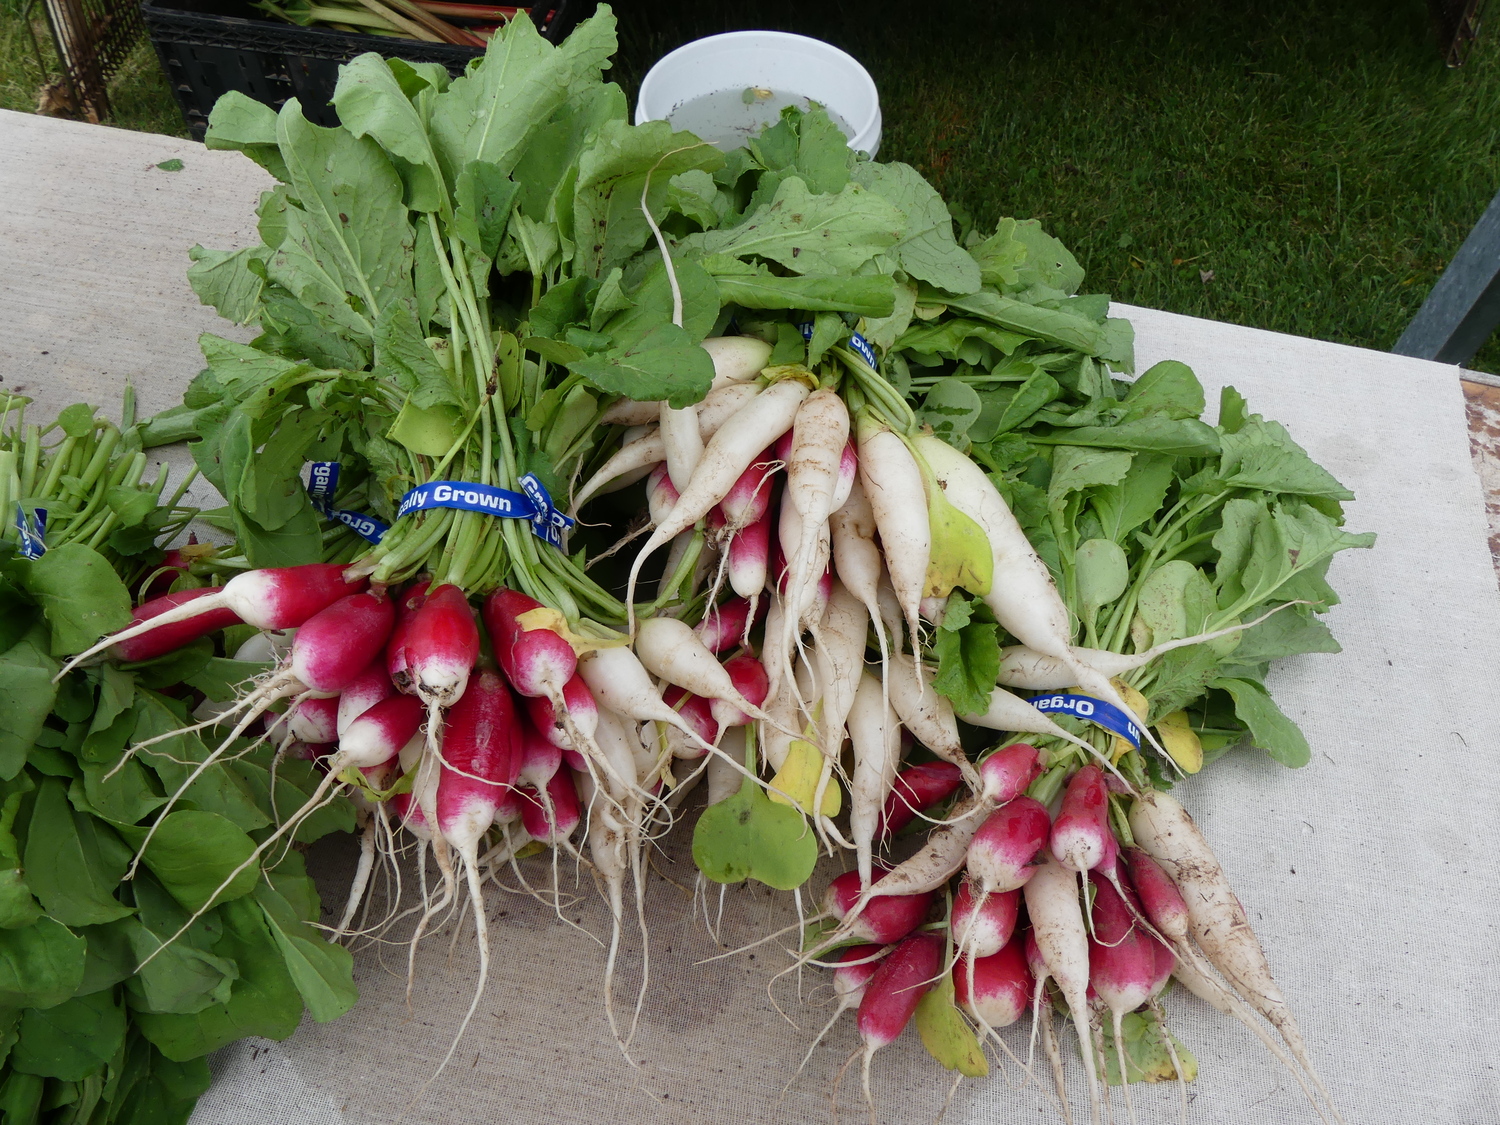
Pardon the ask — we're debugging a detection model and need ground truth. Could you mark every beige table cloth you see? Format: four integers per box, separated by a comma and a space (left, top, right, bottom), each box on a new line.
3, 107, 1498, 1125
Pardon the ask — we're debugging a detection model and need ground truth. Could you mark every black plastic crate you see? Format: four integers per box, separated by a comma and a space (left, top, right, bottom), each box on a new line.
141, 0, 582, 139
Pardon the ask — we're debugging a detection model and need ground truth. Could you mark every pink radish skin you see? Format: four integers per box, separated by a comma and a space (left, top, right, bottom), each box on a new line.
718, 447, 778, 528
429, 670, 521, 1095
61, 562, 364, 678
437, 671, 521, 850
979, 743, 1043, 805
635, 617, 771, 725
386, 579, 431, 692
709, 654, 769, 730
483, 588, 577, 700
339, 695, 426, 770
822, 870, 933, 945
337, 658, 394, 735
831, 440, 857, 513
518, 720, 563, 788
285, 695, 339, 745
955, 933, 1033, 1029
1088, 874, 1160, 1006
878, 762, 962, 838
1088, 873, 1169, 1122
1051, 765, 1111, 874
951, 880, 1020, 959
834, 943, 884, 1003
1025, 850, 1104, 1125
290, 592, 396, 695
851, 934, 944, 1111
694, 598, 755, 654
662, 685, 718, 758
519, 770, 581, 843
524, 673, 598, 758
111, 588, 243, 663
491, 785, 523, 825
1123, 847, 1192, 942
404, 585, 479, 708
967, 796, 1051, 893
858, 933, 943, 1048
728, 503, 772, 601
645, 464, 679, 525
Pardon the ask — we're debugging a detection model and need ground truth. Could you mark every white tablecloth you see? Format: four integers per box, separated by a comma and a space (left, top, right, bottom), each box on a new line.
4, 108, 1498, 1125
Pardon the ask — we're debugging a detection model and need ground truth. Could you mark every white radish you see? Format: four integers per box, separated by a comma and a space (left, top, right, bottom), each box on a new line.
574, 383, 760, 510
1025, 851, 1104, 1125
626, 380, 811, 629
913, 434, 1153, 741
961, 685, 1101, 756
703, 335, 773, 383
856, 415, 930, 650
660, 402, 703, 493
705, 726, 748, 805
847, 670, 902, 890
814, 580, 869, 756
1129, 790, 1339, 1116
780, 389, 850, 653
634, 617, 771, 725
885, 652, 980, 791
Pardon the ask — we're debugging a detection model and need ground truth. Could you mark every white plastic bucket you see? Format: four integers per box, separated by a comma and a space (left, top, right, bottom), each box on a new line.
634, 31, 882, 157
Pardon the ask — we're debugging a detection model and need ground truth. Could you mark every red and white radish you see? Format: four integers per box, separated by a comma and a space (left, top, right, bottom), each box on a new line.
59, 561, 364, 678
878, 762, 962, 838
1025, 850, 1103, 1125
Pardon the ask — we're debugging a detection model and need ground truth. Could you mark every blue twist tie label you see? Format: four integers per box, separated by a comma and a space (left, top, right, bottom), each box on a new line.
14, 505, 45, 559
305, 462, 389, 545
395, 474, 573, 547
797, 322, 879, 369
1028, 692, 1142, 749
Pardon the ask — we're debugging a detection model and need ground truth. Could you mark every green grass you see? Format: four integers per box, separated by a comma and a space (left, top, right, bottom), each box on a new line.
0, 0, 186, 134
4, 0, 1500, 367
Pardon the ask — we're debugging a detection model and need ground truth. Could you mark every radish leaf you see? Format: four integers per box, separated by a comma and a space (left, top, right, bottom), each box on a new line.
0, 918, 85, 1010
692, 749, 817, 891
12, 988, 125, 1081
20, 546, 131, 658
914, 972, 988, 1077
23, 779, 133, 927
129, 812, 259, 913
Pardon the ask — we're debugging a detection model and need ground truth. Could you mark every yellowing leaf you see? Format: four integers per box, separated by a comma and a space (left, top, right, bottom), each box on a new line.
515, 607, 626, 654
914, 973, 988, 1078
1109, 681, 1150, 764
1157, 710, 1204, 774
915, 446, 992, 598
1100, 1009, 1198, 1085
767, 739, 840, 816
387, 397, 463, 457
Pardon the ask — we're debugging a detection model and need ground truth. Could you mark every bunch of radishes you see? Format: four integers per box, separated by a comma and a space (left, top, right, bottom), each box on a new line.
62, 324, 1347, 1119
795, 750, 1342, 1124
